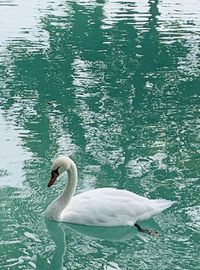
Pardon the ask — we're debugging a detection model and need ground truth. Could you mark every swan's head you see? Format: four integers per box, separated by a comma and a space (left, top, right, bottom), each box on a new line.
48, 156, 73, 187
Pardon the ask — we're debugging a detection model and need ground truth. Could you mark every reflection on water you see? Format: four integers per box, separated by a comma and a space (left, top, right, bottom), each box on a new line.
45, 220, 137, 269
65, 222, 137, 242
44, 220, 66, 270
0, 110, 32, 188
0, 0, 200, 269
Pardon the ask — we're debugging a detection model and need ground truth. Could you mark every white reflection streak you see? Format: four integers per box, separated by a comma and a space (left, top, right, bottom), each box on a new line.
186, 205, 200, 231
0, 0, 68, 52
48, 113, 76, 156
0, 110, 31, 188
157, 0, 200, 73
102, 0, 149, 29
0, 0, 47, 50
75, 0, 97, 8
158, 0, 200, 43
72, 57, 97, 89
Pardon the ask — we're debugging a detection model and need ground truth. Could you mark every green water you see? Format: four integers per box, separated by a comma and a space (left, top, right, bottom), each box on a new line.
0, 0, 200, 269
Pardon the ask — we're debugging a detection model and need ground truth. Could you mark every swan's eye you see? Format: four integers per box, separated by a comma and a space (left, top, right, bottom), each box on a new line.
51, 167, 59, 177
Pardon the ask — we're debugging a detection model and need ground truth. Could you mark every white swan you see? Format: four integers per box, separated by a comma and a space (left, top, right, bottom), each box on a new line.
45, 156, 175, 233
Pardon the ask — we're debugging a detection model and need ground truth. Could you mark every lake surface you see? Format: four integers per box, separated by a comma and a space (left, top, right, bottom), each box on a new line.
0, 0, 200, 269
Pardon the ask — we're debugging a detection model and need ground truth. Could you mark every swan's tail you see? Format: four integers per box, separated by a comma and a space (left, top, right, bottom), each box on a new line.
138, 198, 175, 222
152, 199, 176, 212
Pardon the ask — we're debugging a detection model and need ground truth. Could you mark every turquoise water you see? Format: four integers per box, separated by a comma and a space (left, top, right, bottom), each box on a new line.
0, 0, 200, 269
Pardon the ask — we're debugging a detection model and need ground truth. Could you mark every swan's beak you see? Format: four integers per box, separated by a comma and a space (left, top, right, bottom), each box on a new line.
48, 172, 58, 188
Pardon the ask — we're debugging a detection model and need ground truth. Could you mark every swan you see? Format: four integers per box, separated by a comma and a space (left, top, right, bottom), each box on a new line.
45, 156, 175, 234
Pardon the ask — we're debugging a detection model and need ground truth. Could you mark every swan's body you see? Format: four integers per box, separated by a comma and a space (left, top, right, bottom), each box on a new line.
45, 156, 174, 227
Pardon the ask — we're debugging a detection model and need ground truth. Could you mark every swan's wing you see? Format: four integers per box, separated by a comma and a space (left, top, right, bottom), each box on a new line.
73, 188, 151, 203
59, 188, 165, 226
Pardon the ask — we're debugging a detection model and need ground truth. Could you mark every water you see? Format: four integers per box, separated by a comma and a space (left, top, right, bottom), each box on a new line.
0, 0, 200, 269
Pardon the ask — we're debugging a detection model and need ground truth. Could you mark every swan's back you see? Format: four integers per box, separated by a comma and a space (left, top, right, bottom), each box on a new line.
59, 188, 174, 226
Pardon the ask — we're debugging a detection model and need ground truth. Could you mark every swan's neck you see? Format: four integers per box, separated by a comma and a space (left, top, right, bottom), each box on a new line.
56, 161, 77, 211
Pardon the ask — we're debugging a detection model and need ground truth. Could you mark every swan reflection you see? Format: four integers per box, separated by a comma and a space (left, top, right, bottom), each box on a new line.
65, 222, 137, 241
45, 219, 137, 269
45, 220, 66, 270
